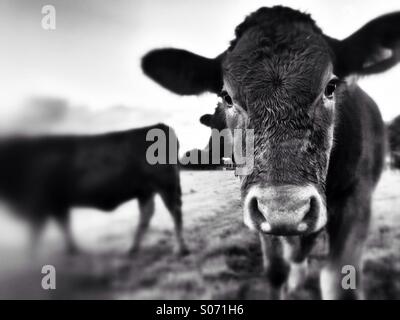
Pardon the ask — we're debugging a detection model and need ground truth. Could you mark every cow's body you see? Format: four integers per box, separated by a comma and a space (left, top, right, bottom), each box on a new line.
0, 123, 188, 255
276, 84, 385, 298
142, 6, 399, 299
327, 86, 385, 198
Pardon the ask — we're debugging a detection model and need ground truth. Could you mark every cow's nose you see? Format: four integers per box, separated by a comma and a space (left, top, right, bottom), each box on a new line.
243, 185, 327, 235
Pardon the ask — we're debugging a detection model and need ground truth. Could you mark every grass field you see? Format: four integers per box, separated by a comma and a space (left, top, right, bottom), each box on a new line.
0, 169, 400, 299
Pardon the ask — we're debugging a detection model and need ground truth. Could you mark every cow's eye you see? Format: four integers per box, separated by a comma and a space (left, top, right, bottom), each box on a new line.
324, 79, 338, 99
220, 90, 233, 107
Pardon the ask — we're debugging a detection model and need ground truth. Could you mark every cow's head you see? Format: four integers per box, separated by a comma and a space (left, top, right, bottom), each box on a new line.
142, 6, 400, 235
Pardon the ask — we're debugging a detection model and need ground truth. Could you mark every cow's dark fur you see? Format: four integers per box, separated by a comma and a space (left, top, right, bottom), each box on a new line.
0, 123, 188, 255
142, 6, 400, 299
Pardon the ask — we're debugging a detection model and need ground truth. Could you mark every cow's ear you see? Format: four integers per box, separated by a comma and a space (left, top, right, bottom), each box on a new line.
200, 114, 212, 127
142, 48, 223, 95
331, 11, 400, 78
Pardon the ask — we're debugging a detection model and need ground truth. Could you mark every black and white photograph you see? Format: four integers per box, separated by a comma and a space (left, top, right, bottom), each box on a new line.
0, 0, 400, 303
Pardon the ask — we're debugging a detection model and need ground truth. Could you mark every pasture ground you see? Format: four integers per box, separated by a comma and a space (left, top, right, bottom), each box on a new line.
0, 170, 399, 299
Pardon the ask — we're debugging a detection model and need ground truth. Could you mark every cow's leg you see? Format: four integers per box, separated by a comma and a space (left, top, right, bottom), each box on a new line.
55, 211, 78, 254
283, 233, 320, 295
320, 185, 371, 300
29, 217, 47, 255
129, 195, 155, 255
169, 204, 189, 256
160, 188, 189, 256
259, 234, 290, 299
23, 203, 48, 256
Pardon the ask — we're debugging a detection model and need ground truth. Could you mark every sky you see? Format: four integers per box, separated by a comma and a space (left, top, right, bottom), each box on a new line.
0, 0, 399, 152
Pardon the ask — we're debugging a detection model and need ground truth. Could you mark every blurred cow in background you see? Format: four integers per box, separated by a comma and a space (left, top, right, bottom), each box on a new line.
0, 123, 188, 256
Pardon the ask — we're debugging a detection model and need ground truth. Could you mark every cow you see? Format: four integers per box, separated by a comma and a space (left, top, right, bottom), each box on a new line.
0, 123, 188, 256
180, 103, 234, 170
141, 6, 400, 299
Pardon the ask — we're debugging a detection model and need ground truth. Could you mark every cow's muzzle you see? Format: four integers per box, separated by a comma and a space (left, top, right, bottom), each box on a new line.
243, 185, 327, 235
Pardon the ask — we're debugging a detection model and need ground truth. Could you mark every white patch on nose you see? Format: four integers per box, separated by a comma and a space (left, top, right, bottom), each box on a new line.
297, 222, 308, 232
260, 221, 271, 232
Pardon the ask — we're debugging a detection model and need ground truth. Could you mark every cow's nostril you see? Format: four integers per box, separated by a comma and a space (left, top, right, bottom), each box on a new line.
248, 197, 266, 226
299, 196, 319, 229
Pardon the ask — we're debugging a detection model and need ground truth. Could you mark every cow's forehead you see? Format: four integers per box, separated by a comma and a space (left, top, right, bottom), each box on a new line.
229, 6, 323, 51
222, 27, 332, 107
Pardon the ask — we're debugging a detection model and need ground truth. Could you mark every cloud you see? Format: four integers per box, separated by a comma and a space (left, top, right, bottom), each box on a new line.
0, 96, 170, 133
0, 96, 212, 154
